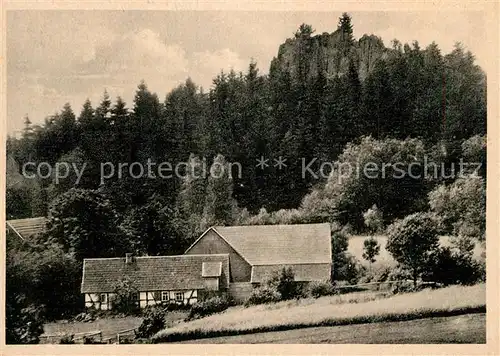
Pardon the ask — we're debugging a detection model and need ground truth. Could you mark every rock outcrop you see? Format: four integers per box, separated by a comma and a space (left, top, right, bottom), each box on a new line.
270, 29, 389, 82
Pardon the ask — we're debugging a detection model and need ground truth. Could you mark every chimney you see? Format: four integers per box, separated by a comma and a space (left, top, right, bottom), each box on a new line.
125, 253, 133, 264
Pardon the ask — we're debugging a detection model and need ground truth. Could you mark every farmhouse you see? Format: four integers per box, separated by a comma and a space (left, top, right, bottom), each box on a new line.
81, 254, 230, 310
80, 223, 332, 308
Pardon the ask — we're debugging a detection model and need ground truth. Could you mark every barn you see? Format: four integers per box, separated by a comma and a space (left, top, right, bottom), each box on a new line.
80, 254, 230, 310
185, 223, 332, 302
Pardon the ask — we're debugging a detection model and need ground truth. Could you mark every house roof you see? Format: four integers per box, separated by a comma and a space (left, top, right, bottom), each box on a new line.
202, 261, 222, 277
211, 223, 332, 266
6, 217, 47, 240
81, 254, 230, 293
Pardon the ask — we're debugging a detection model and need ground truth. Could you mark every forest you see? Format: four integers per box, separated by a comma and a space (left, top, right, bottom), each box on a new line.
5, 14, 486, 343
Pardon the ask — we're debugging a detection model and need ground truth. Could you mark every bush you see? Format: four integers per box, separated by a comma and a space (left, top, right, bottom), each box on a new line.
59, 334, 75, 344
308, 280, 335, 298
386, 266, 412, 282
188, 295, 232, 320
391, 280, 419, 294
358, 264, 392, 284
111, 277, 140, 315
245, 286, 282, 306
422, 247, 485, 286
335, 253, 366, 285
136, 305, 167, 338
82, 336, 105, 344
267, 267, 302, 300
5, 300, 45, 344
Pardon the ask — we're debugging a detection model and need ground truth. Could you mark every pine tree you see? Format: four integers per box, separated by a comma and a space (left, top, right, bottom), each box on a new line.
78, 99, 94, 128
177, 154, 208, 240
178, 154, 207, 217
294, 23, 315, 39
95, 90, 111, 120
201, 154, 238, 229
22, 115, 34, 140
59, 103, 78, 151
359, 60, 394, 139
338, 13, 354, 45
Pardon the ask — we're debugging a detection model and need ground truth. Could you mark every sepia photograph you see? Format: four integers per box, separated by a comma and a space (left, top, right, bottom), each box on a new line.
2, 4, 497, 351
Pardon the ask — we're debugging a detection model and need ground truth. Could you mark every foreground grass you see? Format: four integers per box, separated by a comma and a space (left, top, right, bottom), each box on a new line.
153, 284, 485, 343
43, 311, 188, 342
42, 316, 143, 342
176, 313, 486, 344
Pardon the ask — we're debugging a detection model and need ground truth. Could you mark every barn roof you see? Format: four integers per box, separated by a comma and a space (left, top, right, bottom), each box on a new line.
208, 223, 332, 266
6, 217, 47, 240
81, 254, 230, 293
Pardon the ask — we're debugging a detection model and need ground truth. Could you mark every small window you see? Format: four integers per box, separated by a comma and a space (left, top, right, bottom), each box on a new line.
100, 293, 107, 303
161, 291, 169, 302
175, 292, 184, 302
130, 292, 139, 301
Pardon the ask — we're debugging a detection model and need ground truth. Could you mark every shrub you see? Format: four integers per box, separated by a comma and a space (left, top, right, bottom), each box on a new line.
111, 277, 140, 315
422, 247, 485, 286
391, 280, 419, 294
386, 266, 412, 281
245, 286, 282, 306
308, 280, 335, 298
188, 295, 232, 320
5, 300, 45, 344
164, 302, 190, 312
82, 336, 104, 344
267, 267, 302, 300
359, 264, 392, 284
136, 305, 167, 338
59, 334, 75, 344
335, 253, 366, 285
386, 266, 423, 294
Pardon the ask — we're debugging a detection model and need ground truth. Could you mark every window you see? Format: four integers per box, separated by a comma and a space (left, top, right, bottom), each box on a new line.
100, 293, 107, 303
161, 291, 169, 302
175, 292, 184, 302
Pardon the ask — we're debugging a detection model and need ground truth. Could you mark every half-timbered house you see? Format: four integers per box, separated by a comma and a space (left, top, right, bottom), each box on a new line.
80, 254, 230, 310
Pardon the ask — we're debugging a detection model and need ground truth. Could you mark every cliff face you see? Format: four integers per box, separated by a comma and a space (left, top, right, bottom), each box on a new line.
270, 30, 389, 82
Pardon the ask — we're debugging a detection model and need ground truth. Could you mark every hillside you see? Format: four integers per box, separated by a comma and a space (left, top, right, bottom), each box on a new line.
153, 284, 485, 343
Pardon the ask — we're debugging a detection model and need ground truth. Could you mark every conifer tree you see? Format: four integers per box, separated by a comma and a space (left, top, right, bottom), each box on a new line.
201, 154, 238, 229
338, 13, 354, 45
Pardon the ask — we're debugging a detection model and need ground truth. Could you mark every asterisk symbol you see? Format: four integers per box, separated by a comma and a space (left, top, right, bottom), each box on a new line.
274, 156, 287, 169
256, 156, 269, 170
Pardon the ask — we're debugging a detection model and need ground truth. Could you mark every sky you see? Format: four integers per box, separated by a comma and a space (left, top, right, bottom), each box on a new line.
7, 10, 488, 134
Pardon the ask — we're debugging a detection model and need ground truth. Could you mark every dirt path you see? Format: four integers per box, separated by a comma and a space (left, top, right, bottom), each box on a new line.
174, 313, 486, 344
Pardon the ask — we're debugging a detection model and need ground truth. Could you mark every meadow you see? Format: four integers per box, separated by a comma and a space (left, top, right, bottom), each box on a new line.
153, 283, 485, 343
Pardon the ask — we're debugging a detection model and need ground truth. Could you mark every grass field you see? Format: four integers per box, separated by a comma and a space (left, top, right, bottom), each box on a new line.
153, 284, 485, 343
176, 313, 486, 344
